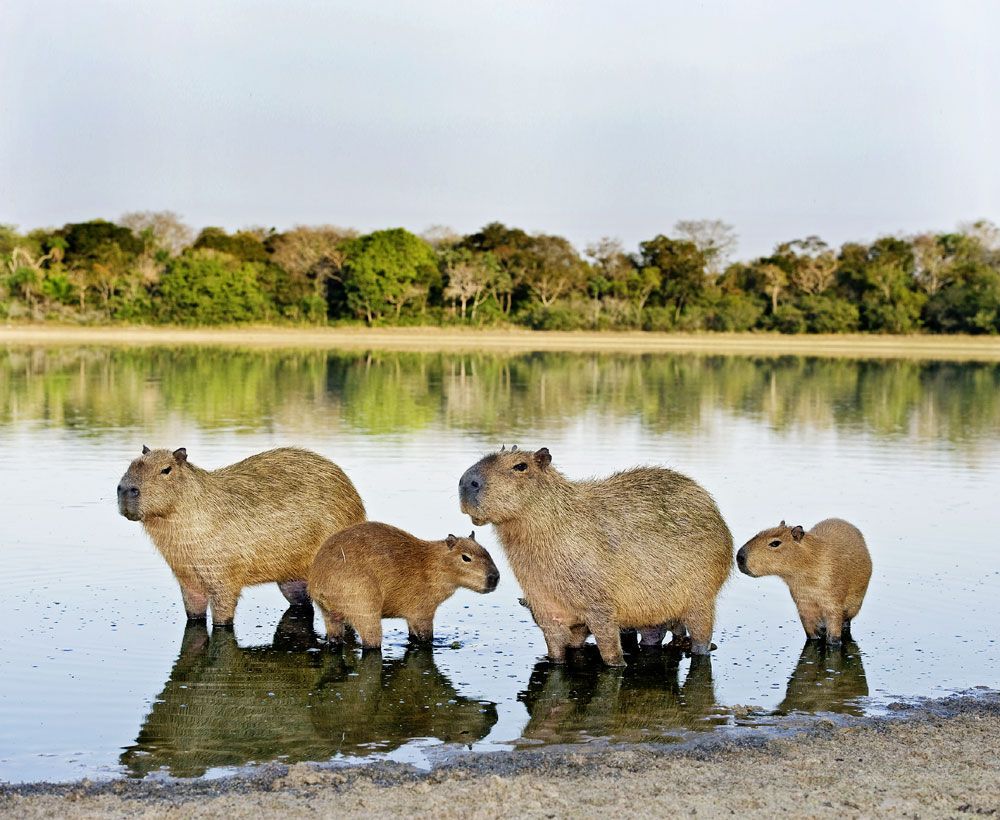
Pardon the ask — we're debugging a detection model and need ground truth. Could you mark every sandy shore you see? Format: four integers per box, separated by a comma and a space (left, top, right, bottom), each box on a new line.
3, 324, 1000, 361
3, 694, 997, 818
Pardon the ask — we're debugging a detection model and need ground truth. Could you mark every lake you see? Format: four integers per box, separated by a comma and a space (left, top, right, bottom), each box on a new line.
1, 345, 998, 783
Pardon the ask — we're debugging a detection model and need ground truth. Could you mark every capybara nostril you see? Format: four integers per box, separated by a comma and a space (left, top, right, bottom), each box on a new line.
486, 570, 500, 589
736, 546, 747, 572
470, 478, 481, 490
117, 484, 125, 496
128, 487, 140, 499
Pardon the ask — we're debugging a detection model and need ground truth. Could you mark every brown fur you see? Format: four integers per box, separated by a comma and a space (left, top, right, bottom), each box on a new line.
308, 522, 499, 648
117, 446, 366, 625
459, 447, 733, 666
737, 518, 873, 643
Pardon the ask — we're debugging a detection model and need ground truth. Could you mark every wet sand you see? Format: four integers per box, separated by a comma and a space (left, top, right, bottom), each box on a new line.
3, 324, 1000, 361
3, 694, 997, 818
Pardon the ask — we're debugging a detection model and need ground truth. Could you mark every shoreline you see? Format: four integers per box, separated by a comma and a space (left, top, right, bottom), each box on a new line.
3, 692, 998, 817
3, 324, 1000, 361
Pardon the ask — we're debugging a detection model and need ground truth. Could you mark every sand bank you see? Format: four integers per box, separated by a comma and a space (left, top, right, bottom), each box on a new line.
3, 324, 1000, 361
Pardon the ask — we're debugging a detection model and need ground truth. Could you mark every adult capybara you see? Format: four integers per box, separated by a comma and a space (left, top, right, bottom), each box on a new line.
736, 518, 872, 644
459, 446, 733, 666
308, 522, 499, 648
117, 446, 365, 625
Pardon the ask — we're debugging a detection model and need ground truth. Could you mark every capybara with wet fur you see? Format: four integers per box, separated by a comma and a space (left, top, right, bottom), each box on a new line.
458, 446, 733, 666
736, 518, 872, 644
117, 446, 366, 625
308, 522, 500, 648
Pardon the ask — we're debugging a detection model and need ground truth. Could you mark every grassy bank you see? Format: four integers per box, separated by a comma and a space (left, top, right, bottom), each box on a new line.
4, 324, 1000, 361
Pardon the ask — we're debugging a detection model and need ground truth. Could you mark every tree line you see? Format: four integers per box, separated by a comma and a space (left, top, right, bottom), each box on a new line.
2, 214, 999, 333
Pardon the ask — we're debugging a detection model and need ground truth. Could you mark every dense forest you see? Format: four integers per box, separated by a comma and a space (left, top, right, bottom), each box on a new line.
2, 214, 999, 333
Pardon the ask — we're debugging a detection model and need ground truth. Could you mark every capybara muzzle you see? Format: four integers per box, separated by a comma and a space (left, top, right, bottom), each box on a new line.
458, 468, 488, 526
117, 483, 142, 521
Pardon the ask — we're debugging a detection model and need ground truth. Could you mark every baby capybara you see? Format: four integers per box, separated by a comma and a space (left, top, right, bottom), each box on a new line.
117, 446, 366, 626
308, 522, 500, 648
459, 447, 733, 666
737, 518, 872, 644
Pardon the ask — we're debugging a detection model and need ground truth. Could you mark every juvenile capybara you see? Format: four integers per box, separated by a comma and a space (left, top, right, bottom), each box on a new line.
736, 518, 872, 644
308, 522, 500, 648
458, 446, 733, 666
117, 446, 366, 625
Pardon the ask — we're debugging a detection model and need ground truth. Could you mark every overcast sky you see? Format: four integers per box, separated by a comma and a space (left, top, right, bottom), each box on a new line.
2, 1, 998, 259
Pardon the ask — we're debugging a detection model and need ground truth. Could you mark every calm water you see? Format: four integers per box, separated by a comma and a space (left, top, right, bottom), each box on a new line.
1, 346, 998, 783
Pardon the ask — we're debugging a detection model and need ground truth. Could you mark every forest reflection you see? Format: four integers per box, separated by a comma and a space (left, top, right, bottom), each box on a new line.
2, 346, 998, 445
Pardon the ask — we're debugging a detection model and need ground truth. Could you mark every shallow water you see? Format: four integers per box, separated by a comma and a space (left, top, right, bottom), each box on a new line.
1, 346, 998, 783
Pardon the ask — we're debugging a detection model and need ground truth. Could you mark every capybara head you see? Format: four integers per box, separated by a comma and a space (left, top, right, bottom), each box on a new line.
443, 531, 500, 593
117, 445, 191, 522
459, 446, 555, 526
736, 520, 806, 578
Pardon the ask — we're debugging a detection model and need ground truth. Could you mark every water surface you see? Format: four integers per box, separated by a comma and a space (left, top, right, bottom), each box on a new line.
1, 346, 998, 782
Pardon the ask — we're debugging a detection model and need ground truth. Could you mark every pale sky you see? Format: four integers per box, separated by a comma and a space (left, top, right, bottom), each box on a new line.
2, 1, 998, 259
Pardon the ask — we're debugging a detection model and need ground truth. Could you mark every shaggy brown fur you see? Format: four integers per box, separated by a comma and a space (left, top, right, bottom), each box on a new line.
737, 518, 873, 643
117, 446, 366, 625
308, 522, 499, 648
459, 447, 733, 666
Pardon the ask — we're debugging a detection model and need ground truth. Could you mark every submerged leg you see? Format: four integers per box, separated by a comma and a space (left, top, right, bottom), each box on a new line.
639, 624, 669, 648
407, 615, 435, 643
351, 613, 383, 649
684, 606, 716, 656
209, 587, 241, 627
586, 614, 625, 667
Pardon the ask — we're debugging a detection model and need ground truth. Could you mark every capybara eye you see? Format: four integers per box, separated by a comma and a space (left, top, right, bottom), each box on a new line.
161, 466, 172, 475
769, 539, 781, 548
461, 554, 472, 562
513, 462, 528, 472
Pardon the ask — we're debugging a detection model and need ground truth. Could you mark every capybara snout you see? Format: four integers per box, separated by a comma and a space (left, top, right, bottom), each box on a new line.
447, 531, 500, 593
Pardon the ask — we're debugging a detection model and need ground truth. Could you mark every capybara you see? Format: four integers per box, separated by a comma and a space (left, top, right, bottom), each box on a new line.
736, 518, 872, 644
458, 446, 733, 666
117, 446, 366, 625
308, 522, 500, 648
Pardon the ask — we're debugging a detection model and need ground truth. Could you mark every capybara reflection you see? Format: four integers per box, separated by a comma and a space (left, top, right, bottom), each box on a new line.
309, 648, 498, 748
737, 518, 872, 643
518, 646, 723, 745
308, 522, 499, 648
459, 447, 732, 665
117, 446, 365, 625
778, 640, 869, 716
120, 611, 497, 778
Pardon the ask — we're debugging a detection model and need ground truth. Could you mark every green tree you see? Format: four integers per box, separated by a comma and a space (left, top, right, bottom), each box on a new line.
341, 229, 440, 324
639, 235, 708, 321
157, 249, 268, 324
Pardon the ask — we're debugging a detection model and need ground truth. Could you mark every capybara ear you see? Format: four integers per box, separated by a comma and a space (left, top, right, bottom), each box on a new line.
791, 525, 805, 542
510, 444, 518, 452
533, 447, 552, 469
173, 447, 188, 464
446, 534, 458, 549
779, 519, 786, 528
142, 444, 151, 455
469, 530, 475, 540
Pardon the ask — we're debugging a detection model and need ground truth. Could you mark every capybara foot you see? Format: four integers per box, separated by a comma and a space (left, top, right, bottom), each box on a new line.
278, 580, 311, 606
212, 621, 235, 630
689, 641, 714, 655
186, 613, 208, 622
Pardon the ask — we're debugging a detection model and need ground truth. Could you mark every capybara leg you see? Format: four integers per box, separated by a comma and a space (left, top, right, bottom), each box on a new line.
823, 610, 844, 645
179, 582, 209, 621
587, 617, 625, 667
797, 605, 823, 640
320, 607, 346, 645
278, 580, 311, 607
639, 624, 669, 648
407, 617, 434, 643
841, 618, 852, 638
209, 589, 240, 627
569, 624, 591, 649
685, 608, 715, 656
620, 628, 639, 653
351, 615, 383, 649
538, 621, 576, 663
